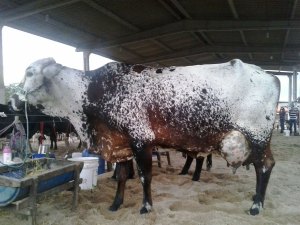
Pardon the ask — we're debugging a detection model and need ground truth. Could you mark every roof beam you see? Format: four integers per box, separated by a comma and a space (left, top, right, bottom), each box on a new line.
135, 45, 300, 64
164, 0, 223, 60
227, 0, 253, 60
169, 0, 192, 19
0, 0, 100, 43
282, 0, 298, 59
0, 0, 80, 24
82, 0, 140, 32
157, 0, 182, 20
77, 20, 300, 50
157, 0, 213, 60
82, 0, 173, 55
227, 0, 239, 19
266, 71, 294, 76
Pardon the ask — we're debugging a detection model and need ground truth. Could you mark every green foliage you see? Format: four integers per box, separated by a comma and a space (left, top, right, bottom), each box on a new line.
4, 83, 22, 104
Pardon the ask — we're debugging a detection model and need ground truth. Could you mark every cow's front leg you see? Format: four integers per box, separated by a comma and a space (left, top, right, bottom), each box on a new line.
109, 161, 128, 211
250, 144, 275, 215
131, 141, 153, 214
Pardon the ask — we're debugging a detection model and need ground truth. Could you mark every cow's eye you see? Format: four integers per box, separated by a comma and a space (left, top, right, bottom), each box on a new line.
26, 72, 33, 77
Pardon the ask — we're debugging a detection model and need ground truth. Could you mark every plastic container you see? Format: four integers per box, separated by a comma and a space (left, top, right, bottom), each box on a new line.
38, 144, 50, 154
2, 144, 12, 164
72, 152, 82, 158
68, 157, 98, 190
82, 149, 105, 175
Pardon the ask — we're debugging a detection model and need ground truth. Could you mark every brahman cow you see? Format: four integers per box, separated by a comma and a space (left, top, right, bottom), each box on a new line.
10, 58, 280, 216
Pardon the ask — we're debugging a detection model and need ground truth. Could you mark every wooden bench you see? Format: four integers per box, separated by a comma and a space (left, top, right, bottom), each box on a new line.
152, 147, 171, 168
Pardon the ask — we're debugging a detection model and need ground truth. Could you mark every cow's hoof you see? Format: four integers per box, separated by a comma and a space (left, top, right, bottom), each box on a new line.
140, 203, 152, 214
249, 201, 261, 215
109, 204, 120, 211
249, 207, 259, 215
140, 206, 150, 214
192, 176, 200, 181
179, 172, 187, 175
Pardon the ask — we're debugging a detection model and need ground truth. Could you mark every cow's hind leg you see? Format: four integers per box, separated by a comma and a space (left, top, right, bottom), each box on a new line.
192, 156, 204, 181
250, 143, 275, 215
112, 160, 135, 180
179, 155, 193, 175
206, 153, 212, 171
131, 141, 153, 214
109, 161, 128, 211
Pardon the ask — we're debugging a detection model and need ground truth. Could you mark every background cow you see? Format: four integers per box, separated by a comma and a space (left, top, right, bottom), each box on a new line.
0, 103, 75, 151
179, 153, 212, 181
10, 58, 280, 216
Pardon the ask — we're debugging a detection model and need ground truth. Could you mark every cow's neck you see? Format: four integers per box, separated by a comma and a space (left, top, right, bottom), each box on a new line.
41, 67, 91, 143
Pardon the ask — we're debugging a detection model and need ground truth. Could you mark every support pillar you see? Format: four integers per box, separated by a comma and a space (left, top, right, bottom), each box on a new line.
289, 75, 292, 105
293, 69, 298, 102
83, 51, 90, 72
0, 26, 5, 104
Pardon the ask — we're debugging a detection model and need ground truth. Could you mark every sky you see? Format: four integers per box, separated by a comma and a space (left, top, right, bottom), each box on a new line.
2, 26, 113, 85
1, 26, 295, 102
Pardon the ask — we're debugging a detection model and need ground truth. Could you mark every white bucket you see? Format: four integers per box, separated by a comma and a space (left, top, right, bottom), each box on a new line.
72, 152, 82, 158
68, 157, 99, 190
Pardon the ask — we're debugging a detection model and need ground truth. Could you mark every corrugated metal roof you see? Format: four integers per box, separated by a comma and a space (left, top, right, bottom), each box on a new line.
0, 0, 300, 71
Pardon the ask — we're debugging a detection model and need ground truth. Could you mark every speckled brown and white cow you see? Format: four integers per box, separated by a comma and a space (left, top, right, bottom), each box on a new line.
10, 58, 280, 216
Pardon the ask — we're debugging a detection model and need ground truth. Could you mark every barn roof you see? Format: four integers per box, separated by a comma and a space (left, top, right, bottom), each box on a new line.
1, 0, 300, 71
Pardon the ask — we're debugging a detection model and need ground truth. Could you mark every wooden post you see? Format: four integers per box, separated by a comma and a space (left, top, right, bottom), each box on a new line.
0, 25, 5, 104
29, 178, 38, 225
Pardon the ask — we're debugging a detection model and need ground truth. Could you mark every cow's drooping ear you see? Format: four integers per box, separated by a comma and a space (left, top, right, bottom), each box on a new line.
42, 62, 63, 78
25, 58, 57, 80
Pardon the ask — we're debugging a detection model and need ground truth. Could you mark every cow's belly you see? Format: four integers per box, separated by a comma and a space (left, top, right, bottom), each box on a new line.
154, 127, 251, 170
93, 123, 133, 163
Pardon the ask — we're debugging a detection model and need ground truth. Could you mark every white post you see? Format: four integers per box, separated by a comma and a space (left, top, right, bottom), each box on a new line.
83, 51, 90, 72
289, 75, 292, 105
0, 25, 5, 104
293, 69, 297, 102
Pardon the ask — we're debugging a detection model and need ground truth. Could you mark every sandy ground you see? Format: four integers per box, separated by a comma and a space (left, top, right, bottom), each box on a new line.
1, 130, 300, 225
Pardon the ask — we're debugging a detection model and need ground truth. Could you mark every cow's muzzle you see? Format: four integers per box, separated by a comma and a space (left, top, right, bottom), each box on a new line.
9, 93, 26, 112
